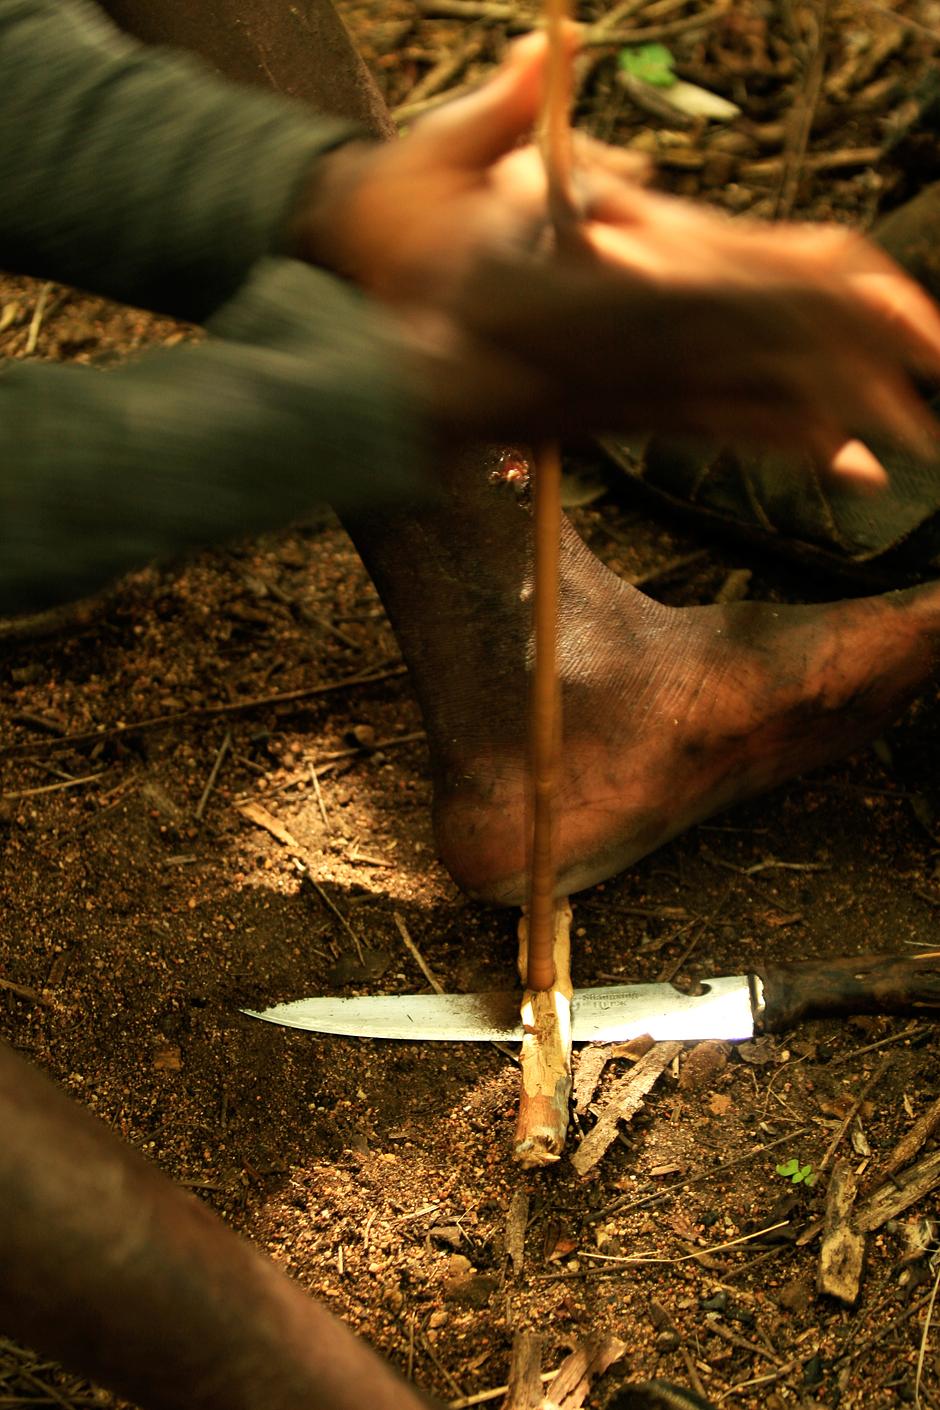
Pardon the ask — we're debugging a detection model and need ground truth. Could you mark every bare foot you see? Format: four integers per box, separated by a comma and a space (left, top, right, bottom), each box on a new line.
435, 558, 940, 902
342, 449, 940, 906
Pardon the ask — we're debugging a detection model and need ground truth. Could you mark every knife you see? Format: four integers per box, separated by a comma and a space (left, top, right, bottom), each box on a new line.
243, 952, 940, 1043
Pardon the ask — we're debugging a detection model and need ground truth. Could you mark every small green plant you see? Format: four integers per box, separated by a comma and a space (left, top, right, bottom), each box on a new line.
618, 42, 676, 87
775, 1157, 818, 1187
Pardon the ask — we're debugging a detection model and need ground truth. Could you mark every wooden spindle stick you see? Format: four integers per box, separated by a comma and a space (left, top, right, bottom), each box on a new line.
524, 0, 574, 997
526, 440, 562, 993
514, 0, 576, 1168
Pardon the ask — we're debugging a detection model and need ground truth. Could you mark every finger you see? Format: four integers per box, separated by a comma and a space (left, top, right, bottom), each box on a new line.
418, 25, 578, 170
570, 133, 652, 186
849, 269, 940, 378
817, 438, 890, 493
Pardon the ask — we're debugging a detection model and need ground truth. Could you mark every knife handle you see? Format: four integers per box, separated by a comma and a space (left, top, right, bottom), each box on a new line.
753, 951, 940, 1034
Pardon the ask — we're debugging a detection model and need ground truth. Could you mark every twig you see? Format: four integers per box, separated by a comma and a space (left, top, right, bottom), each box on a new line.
0, 665, 406, 758
194, 731, 231, 821
233, 729, 426, 803
880, 1093, 940, 1181
775, 0, 829, 219
24, 281, 52, 355
393, 913, 443, 993
0, 771, 106, 800
861, 0, 940, 43
838, 1291, 935, 1370
413, 1323, 465, 1399
9, 710, 67, 736
414, 0, 726, 41
398, 24, 486, 109
0, 976, 51, 1005
705, 853, 828, 877
237, 801, 300, 851
309, 761, 331, 833
914, 1259, 940, 1410
657, 886, 730, 983
819, 1052, 891, 1172
706, 1320, 783, 1366
537, 1222, 792, 1279
679, 1348, 709, 1402
448, 1370, 558, 1409
395, 82, 480, 123
715, 1362, 801, 1401
831, 1025, 931, 1065
590, 1124, 814, 1220
296, 862, 366, 963
244, 573, 362, 650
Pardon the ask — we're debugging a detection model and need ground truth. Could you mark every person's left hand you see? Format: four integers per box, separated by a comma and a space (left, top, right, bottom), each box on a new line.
289, 29, 639, 301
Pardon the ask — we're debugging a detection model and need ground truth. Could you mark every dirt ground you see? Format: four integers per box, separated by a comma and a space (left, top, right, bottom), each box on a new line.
2, 1, 940, 1407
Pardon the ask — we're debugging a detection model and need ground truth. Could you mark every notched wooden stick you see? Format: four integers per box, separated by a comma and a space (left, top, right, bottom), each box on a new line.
514, 899, 574, 1168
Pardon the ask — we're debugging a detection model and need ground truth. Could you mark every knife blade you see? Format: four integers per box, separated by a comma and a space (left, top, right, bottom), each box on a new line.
242, 952, 940, 1042
243, 975, 757, 1042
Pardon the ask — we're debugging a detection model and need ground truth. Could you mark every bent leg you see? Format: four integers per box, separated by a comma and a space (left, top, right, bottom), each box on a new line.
99, 0, 394, 136
0, 1041, 435, 1410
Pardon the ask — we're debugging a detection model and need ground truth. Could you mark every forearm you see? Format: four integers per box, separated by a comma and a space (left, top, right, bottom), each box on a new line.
0, 0, 360, 320
0, 259, 435, 615
0, 1041, 434, 1410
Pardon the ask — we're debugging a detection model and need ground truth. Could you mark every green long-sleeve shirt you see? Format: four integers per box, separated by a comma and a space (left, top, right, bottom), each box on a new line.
0, 0, 429, 613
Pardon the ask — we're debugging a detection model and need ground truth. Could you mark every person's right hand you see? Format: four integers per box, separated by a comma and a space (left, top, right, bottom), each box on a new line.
427, 182, 940, 474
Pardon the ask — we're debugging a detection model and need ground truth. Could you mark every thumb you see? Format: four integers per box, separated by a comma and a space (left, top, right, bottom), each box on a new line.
419, 28, 572, 169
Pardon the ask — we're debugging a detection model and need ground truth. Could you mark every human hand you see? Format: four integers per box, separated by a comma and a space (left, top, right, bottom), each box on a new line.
293, 28, 940, 472
578, 184, 940, 480
290, 29, 643, 302
421, 182, 940, 469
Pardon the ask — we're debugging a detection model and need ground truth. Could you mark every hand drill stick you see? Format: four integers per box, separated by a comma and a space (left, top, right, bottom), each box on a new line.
525, 0, 575, 995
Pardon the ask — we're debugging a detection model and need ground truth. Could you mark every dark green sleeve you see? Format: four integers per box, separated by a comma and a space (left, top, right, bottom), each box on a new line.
0, 260, 434, 614
0, 0, 361, 321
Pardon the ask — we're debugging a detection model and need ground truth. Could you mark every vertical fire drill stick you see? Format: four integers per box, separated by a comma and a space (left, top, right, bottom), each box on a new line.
525, 0, 575, 994
514, 0, 577, 1168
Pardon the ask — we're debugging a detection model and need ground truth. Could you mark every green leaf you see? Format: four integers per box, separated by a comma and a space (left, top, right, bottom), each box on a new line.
775, 1159, 800, 1178
618, 42, 677, 88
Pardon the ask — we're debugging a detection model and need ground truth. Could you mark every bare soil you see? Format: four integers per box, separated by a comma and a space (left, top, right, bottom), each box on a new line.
2, 2, 940, 1408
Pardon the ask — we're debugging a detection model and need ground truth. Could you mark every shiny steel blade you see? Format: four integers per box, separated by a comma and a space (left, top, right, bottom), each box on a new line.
242, 974, 755, 1042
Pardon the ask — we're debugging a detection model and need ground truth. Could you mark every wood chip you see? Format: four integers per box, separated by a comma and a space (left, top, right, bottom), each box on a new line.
573, 1044, 612, 1114
854, 1149, 940, 1233
880, 1093, 940, 1181
514, 903, 574, 1168
544, 1336, 627, 1410
236, 801, 301, 852
570, 1041, 682, 1177
817, 1160, 865, 1306
502, 1332, 544, 1410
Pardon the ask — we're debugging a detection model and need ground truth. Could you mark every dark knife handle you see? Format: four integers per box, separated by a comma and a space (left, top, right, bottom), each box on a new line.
753, 952, 940, 1034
